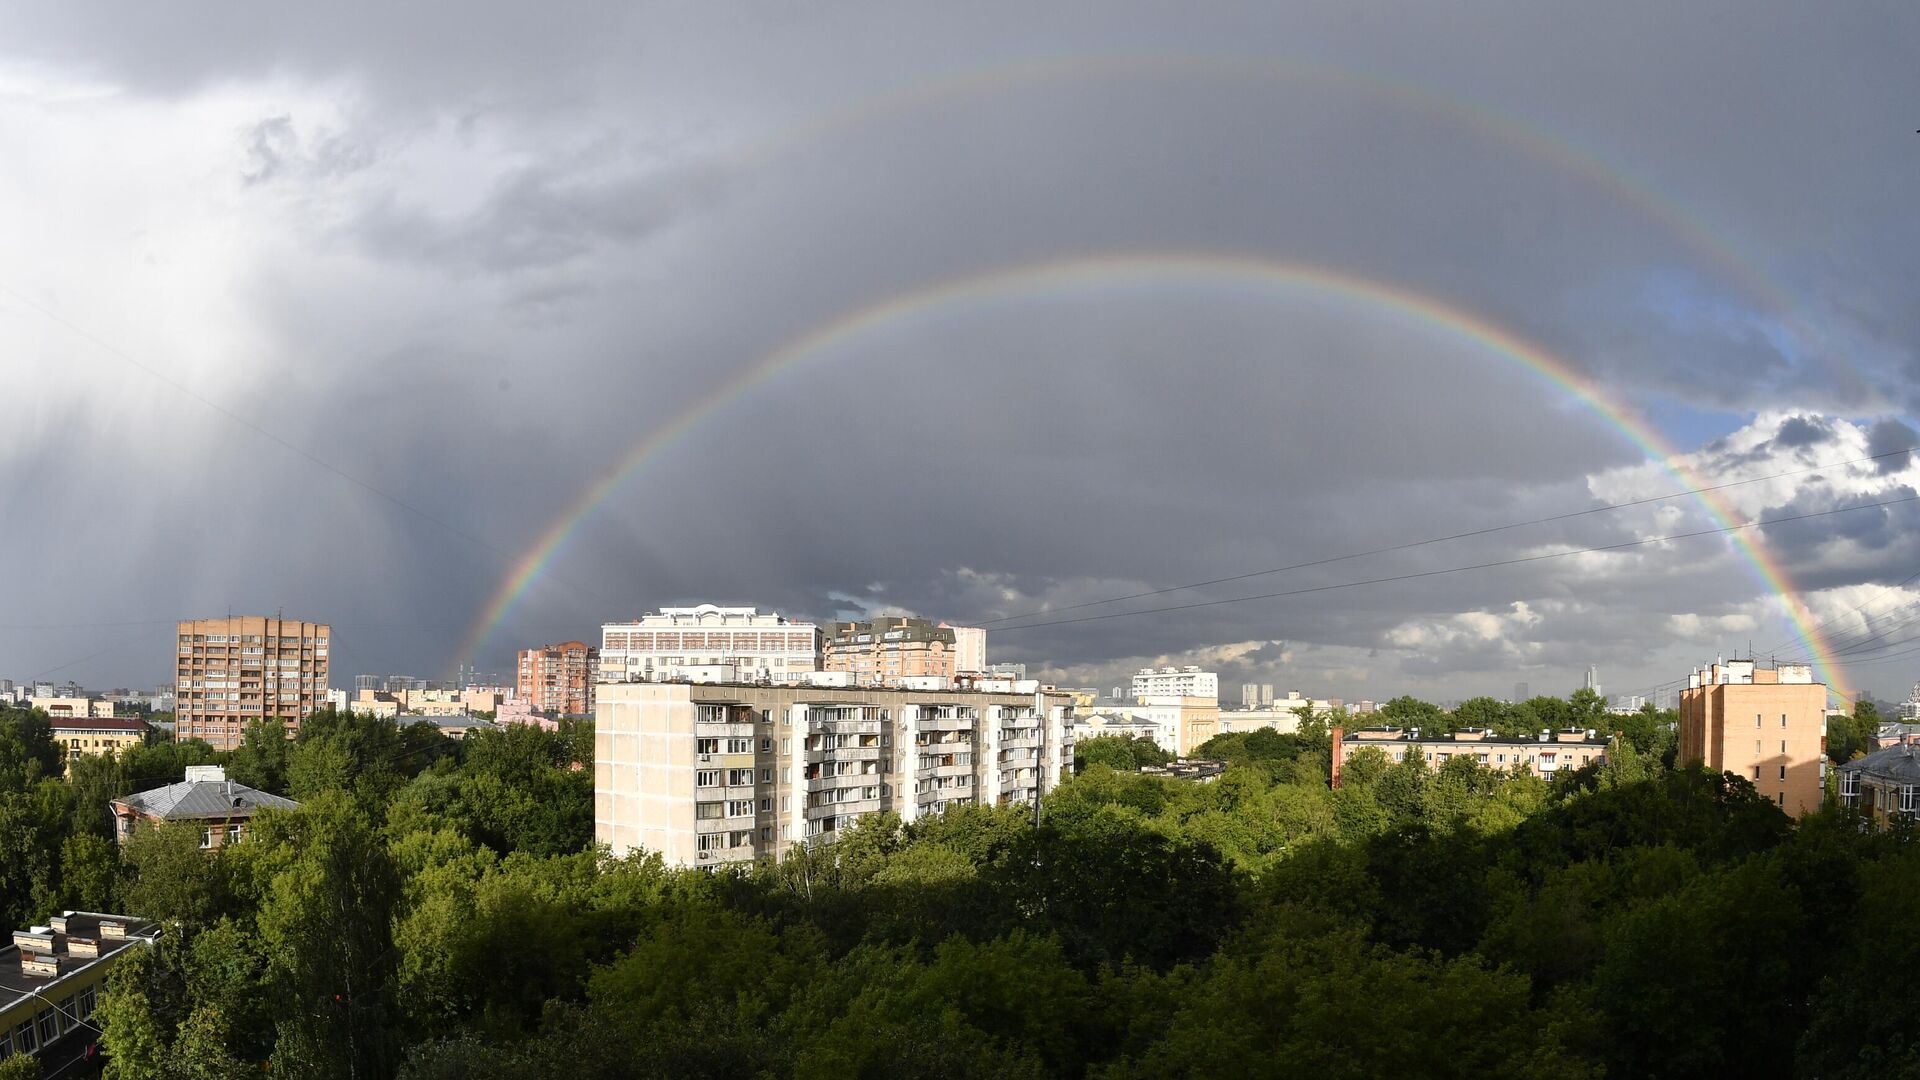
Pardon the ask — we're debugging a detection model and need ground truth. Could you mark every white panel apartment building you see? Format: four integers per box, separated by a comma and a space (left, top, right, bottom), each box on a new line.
599, 605, 820, 684
596, 681, 1074, 867
1131, 666, 1219, 703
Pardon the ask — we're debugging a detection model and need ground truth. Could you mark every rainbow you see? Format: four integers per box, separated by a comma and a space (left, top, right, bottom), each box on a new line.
453, 253, 1850, 698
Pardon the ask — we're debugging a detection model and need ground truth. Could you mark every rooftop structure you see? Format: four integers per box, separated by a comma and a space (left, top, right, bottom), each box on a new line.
110, 765, 298, 848
1, 911, 159, 1063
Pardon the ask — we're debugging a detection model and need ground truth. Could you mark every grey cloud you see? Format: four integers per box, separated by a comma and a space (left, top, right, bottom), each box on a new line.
8, 2, 1920, 703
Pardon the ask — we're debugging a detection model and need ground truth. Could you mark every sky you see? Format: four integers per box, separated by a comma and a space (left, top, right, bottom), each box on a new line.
5, 2, 1920, 705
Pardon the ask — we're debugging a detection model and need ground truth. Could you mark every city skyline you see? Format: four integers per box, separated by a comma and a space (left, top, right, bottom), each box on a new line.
6, 5, 1920, 704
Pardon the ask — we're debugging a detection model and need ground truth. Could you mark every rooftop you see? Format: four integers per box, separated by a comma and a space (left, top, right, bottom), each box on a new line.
111, 767, 298, 821
1342, 726, 1610, 747
1838, 741, 1920, 785
1, 911, 159, 1014
47, 716, 146, 732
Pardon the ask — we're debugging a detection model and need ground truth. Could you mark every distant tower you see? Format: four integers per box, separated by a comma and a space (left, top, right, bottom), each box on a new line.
1514, 681, 1529, 703
1584, 667, 1600, 697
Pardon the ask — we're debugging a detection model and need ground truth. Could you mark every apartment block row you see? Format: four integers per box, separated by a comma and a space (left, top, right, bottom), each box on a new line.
595, 680, 1072, 867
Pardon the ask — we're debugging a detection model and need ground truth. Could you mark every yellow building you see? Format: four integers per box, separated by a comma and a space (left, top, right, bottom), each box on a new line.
0, 912, 159, 1063
48, 717, 146, 762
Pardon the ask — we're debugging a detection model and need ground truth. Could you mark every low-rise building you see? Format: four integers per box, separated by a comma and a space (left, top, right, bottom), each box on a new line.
0, 912, 159, 1064
26, 696, 112, 719
109, 765, 298, 848
1837, 739, 1919, 823
48, 716, 146, 762
1332, 725, 1609, 786
595, 680, 1073, 867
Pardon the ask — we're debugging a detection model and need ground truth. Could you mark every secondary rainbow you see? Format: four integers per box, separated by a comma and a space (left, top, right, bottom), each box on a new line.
455, 253, 1849, 698
736, 53, 1850, 393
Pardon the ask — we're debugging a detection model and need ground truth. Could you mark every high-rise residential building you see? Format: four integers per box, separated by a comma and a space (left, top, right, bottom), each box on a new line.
1678, 659, 1827, 816
517, 641, 598, 716
599, 606, 820, 684
823, 618, 958, 686
947, 624, 988, 675
1131, 666, 1219, 703
174, 617, 330, 749
1514, 681, 1529, 703
1240, 683, 1261, 710
1260, 684, 1274, 707
595, 680, 1073, 867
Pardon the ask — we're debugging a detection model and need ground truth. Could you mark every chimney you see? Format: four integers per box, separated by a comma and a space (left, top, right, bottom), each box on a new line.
1329, 726, 1345, 788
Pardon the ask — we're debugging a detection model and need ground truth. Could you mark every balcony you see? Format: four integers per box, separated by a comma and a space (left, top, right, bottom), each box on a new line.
805, 798, 880, 820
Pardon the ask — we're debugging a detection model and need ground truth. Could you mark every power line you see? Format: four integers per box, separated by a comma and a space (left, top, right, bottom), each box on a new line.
983, 446, 1917, 627
994, 490, 1920, 633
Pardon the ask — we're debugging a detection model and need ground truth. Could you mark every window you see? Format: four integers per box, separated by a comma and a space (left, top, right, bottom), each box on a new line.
761, 768, 772, 783
1782, 714, 1788, 727
1779, 765, 1787, 780
696, 770, 720, 787
57, 995, 74, 1033
695, 738, 719, 755
15, 1019, 34, 1054
1901, 785, 1918, 816
1777, 792, 1785, 806
200, 826, 214, 849
781, 738, 791, 753
727, 768, 753, 785
1841, 772, 1860, 802
79, 985, 97, 1018
760, 797, 772, 813
695, 802, 723, 820
1752, 766, 1761, 780
725, 737, 752, 754
38, 1010, 56, 1044
727, 800, 753, 817
0, 1029, 10, 1058
1781, 741, 1788, 754
760, 738, 772, 752
1755, 714, 1762, 728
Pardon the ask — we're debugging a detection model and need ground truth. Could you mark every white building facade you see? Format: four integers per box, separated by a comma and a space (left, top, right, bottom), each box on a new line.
600, 605, 820, 684
595, 680, 1074, 867
1131, 666, 1219, 702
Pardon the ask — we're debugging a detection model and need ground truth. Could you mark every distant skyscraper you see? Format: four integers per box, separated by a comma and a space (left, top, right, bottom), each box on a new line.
1514, 681, 1529, 702
1241, 683, 1261, 709
1260, 684, 1274, 706
1583, 667, 1601, 697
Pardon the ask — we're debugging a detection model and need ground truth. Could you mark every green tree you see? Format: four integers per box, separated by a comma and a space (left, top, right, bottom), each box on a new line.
250, 793, 404, 1080
1378, 696, 1447, 733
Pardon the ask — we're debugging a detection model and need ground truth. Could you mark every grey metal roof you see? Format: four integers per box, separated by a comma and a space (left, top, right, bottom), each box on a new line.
1838, 742, 1920, 785
115, 778, 298, 821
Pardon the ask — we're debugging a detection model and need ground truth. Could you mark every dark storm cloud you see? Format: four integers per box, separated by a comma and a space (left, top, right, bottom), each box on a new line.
6, 1, 1920, 700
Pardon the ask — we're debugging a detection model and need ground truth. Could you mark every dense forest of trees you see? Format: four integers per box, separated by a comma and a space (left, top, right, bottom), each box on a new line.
0, 693, 1914, 1078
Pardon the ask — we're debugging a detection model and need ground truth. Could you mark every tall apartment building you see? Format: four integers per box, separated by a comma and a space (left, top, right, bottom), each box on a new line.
822, 617, 956, 686
600, 606, 820, 684
948, 624, 988, 675
1131, 666, 1219, 703
174, 617, 330, 749
517, 641, 598, 716
595, 680, 1074, 867
1678, 659, 1827, 816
